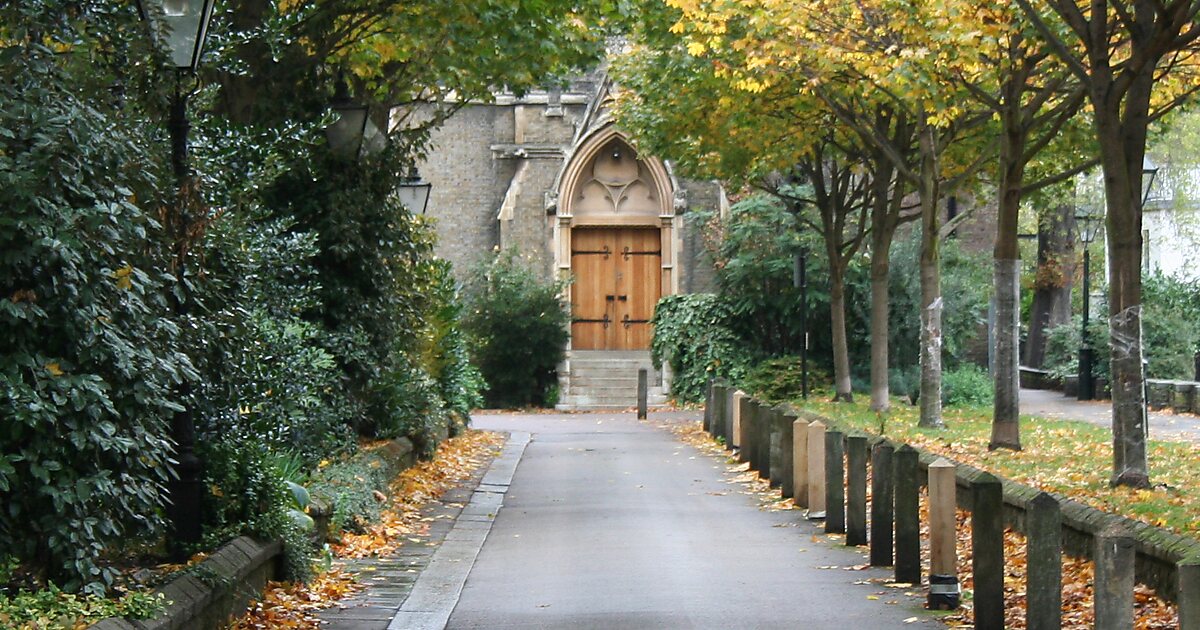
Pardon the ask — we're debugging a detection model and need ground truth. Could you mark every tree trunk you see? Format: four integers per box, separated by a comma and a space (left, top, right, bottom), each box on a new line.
991, 96, 1024, 450
917, 123, 944, 428
1023, 206, 1076, 368
1097, 79, 1150, 488
829, 256, 853, 402
869, 184, 899, 412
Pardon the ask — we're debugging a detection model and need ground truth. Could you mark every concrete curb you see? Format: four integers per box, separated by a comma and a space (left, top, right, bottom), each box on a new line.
386, 431, 531, 630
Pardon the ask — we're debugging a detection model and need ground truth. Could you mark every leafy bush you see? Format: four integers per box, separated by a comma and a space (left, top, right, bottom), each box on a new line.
0, 585, 164, 628
200, 439, 312, 583
1043, 316, 1112, 383
0, 29, 187, 593
1142, 272, 1200, 380
651, 294, 750, 403
306, 450, 395, 535
741, 356, 830, 403
463, 250, 570, 408
941, 365, 994, 407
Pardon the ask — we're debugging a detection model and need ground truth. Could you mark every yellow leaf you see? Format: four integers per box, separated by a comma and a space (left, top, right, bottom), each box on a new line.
45, 362, 63, 377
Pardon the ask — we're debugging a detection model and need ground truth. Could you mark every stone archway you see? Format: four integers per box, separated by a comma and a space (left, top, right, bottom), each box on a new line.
553, 127, 679, 351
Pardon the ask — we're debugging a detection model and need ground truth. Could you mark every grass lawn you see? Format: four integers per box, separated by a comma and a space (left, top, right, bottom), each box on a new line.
794, 397, 1198, 537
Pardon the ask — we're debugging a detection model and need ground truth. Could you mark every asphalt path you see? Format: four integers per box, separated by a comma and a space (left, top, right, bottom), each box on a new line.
1020, 387, 1200, 443
445, 411, 944, 629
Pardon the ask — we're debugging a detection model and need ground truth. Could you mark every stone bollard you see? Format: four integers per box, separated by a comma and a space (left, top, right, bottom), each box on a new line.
893, 445, 920, 584
971, 472, 1005, 630
732, 390, 747, 451
1026, 492, 1062, 630
738, 396, 753, 464
825, 429, 846, 534
778, 409, 796, 498
870, 442, 894, 567
1095, 523, 1135, 630
793, 418, 810, 509
927, 458, 959, 610
1180, 555, 1200, 630
711, 384, 727, 444
768, 408, 784, 489
755, 402, 771, 481
845, 436, 868, 546
637, 368, 648, 420
703, 378, 713, 432
806, 420, 826, 519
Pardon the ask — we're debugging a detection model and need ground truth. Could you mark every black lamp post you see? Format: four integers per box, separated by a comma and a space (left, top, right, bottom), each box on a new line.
1075, 205, 1102, 401
137, 0, 215, 558
397, 166, 433, 215
793, 248, 810, 399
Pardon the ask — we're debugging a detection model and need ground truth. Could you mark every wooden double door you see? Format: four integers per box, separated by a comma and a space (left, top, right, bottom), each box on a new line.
571, 228, 662, 350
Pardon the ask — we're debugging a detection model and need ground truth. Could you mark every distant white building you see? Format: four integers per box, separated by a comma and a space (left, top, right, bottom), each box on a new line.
1142, 165, 1200, 280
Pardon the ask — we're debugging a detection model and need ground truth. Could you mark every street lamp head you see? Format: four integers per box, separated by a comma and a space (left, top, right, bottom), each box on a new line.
325, 76, 387, 159
396, 166, 432, 215
1075, 208, 1102, 245
1142, 156, 1160, 208
137, 0, 216, 71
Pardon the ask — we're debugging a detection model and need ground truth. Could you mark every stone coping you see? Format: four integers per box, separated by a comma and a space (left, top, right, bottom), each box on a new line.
88, 536, 282, 630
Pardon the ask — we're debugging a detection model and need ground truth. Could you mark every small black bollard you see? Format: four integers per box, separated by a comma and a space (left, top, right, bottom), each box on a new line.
893, 444, 920, 584
824, 430, 846, 535
637, 368, 648, 420
870, 442, 894, 567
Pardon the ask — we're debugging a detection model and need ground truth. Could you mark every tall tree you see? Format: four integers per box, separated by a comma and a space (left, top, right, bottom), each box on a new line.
1014, 0, 1200, 486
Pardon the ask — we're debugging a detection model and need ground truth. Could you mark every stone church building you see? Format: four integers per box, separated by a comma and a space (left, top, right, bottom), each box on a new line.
410, 71, 723, 409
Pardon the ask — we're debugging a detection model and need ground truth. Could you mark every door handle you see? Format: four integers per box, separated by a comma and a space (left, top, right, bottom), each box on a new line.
617, 295, 628, 302
606, 295, 616, 302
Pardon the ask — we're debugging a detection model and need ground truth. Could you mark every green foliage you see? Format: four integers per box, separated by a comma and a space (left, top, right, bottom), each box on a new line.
1043, 316, 1110, 383
741, 356, 830, 403
941, 365, 994, 407
651, 294, 750, 403
419, 261, 485, 430
0, 584, 164, 628
1142, 272, 1200, 380
699, 195, 807, 356
306, 451, 394, 535
200, 439, 312, 583
0, 14, 187, 593
887, 231, 991, 370
463, 250, 570, 408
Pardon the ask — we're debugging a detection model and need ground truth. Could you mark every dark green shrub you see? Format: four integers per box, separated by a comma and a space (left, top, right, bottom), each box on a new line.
651, 293, 750, 403
741, 356, 830, 403
463, 250, 570, 408
200, 439, 312, 582
420, 261, 484, 431
0, 26, 187, 593
306, 450, 394, 535
941, 365, 994, 407
1142, 272, 1200, 380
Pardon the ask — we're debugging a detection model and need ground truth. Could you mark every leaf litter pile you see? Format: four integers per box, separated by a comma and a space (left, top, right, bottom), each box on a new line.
668, 419, 1180, 628
231, 429, 505, 629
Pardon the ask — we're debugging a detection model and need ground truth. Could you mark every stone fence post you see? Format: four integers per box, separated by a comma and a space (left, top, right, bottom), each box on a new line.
793, 418, 809, 509
870, 442, 894, 567
778, 409, 796, 498
806, 420, 826, 519
1026, 492, 1061, 630
927, 458, 958, 610
1095, 523, 1135, 630
1180, 556, 1200, 630
894, 445, 920, 585
972, 472, 1004, 630
825, 429, 845, 535
845, 436, 868, 546
732, 390, 747, 451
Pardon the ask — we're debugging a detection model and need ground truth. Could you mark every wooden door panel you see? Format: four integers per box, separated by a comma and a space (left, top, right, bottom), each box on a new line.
571, 229, 615, 350
572, 228, 661, 350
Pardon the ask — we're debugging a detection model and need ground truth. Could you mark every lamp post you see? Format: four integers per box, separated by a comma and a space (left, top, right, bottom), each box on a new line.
396, 166, 432, 215
137, 0, 215, 558
793, 248, 809, 399
1075, 206, 1102, 401
325, 76, 386, 160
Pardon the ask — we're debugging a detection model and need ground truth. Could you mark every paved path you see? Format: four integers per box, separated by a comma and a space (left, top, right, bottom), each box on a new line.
435, 411, 943, 629
1020, 387, 1200, 443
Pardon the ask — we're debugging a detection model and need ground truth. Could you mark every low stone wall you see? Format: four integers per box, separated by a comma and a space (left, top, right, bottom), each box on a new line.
1147, 379, 1200, 415
92, 436, 420, 630
88, 537, 282, 630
